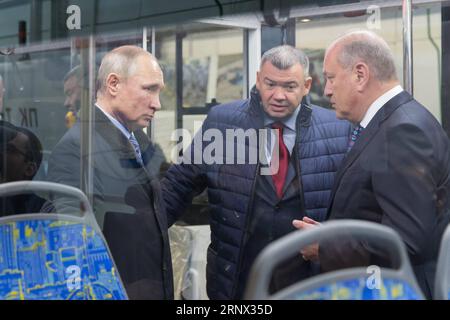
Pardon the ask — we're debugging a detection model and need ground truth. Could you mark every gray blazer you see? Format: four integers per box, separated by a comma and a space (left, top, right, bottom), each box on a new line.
47, 106, 173, 299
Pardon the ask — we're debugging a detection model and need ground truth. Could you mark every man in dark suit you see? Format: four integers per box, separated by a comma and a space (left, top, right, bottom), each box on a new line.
294, 30, 450, 299
47, 46, 173, 299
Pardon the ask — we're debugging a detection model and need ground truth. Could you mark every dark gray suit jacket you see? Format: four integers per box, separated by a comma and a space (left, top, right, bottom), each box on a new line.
47, 106, 173, 299
324, 91, 450, 299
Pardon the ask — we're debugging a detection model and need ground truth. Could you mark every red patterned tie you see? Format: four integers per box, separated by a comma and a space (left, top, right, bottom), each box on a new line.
271, 122, 289, 199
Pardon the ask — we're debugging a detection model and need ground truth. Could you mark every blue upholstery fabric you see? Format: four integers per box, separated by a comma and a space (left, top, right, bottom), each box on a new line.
288, 277, 421, 300
0, 219, 127, 300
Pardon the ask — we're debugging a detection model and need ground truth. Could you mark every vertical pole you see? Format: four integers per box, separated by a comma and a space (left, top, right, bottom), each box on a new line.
442, 6, 450, 136
176, 30, 184, 130
30, 0, 42, 43
79, 35, 95, 205
245, 26, 261, 98
151, 27, 156, 55
142, 27, 148, 51
403, 0, 413, 95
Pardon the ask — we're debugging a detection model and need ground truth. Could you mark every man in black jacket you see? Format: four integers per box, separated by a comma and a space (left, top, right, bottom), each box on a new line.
47, 46, 173, 299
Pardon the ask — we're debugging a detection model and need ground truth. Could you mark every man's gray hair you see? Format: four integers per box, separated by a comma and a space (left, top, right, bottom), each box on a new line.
330, 30, 397, 82
260, 45, 310, 78
96, 45, 156, 94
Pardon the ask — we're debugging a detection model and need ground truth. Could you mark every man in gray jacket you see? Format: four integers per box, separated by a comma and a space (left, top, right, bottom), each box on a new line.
48, 45, 172, 299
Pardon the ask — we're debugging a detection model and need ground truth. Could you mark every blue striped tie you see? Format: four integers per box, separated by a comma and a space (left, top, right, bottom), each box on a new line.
129, 133, 143, 166
347, 125, 364, 152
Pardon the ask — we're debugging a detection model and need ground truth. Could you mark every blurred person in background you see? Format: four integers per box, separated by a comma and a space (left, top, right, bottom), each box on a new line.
0, 121, 47, 215
63, 66, 82, 128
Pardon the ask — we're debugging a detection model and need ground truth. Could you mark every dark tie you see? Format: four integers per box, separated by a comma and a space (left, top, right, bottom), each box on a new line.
347, 124, 364, 152
271, 122, 289, 199
129, 133, 143, 166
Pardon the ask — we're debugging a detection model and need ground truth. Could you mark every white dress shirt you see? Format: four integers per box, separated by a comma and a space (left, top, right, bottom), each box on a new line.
264, 105, 301, 165
359, 85, 403, 128
95, 103, 137, 141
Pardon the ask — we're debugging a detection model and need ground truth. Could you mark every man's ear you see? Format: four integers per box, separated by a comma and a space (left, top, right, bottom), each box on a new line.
24, 161, 37, 180
106, 73, 121, 96
303, 76, 312, 95
353, 62, 370, 91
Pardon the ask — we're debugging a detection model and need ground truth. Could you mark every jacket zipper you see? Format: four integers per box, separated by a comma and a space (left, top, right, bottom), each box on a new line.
230, 161, 260, 299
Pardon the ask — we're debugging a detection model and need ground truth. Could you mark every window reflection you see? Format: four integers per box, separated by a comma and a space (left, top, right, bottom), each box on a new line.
153, 24, 244, 164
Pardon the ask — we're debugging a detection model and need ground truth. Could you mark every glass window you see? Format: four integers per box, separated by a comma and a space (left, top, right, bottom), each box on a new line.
181, 27, 244, 108
0, 29, 144, 184
153, 23, 244, 164
0, 3, 31, 47
0, 45, 72, 181
295, 3, 443, 122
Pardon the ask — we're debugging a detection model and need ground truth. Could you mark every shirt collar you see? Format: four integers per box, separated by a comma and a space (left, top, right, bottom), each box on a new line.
360, 85, 403, 128
95, 103, 132, 140
264, 104, 301, 132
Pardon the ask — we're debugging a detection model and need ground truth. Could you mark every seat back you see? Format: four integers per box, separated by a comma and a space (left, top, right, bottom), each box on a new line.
434, 224, 450, 300
244, 220, 424, 300
0, 181, 128, 300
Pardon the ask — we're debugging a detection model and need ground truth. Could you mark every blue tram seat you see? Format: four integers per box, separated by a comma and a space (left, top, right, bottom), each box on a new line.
0, 181, 127, 300
244, 220, 424, 300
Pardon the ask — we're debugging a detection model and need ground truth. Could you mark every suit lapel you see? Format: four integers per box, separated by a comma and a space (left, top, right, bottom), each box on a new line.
95, 106, 154, 170
94, 106, 135, 158
327, 91, 413, 217
94, 106, 166, 228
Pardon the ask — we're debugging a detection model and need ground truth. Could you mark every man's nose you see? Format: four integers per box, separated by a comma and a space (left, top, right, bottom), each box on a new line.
272, 86, 286, 100
151, 95, 162, 111
324, 81, 332, 98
